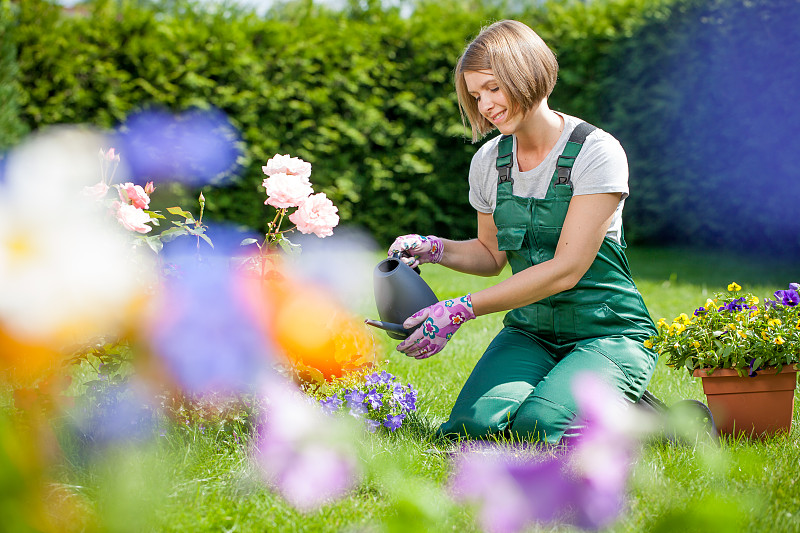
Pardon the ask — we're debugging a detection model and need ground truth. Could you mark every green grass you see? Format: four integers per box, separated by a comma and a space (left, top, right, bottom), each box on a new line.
38, 247, 800, 531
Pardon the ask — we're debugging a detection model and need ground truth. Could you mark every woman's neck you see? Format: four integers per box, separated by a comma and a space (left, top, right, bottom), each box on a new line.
513, 100, 564, 172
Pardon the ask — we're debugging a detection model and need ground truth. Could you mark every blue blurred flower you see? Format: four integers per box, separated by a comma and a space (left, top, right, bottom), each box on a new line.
147, 242, 273, 395
114, 107, 242, 185
70, 382, 157, 452
365, 419, 382, 433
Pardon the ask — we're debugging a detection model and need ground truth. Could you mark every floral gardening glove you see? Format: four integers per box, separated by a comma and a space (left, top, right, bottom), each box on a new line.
387, 234, 444, 269
397, 295, 475, 359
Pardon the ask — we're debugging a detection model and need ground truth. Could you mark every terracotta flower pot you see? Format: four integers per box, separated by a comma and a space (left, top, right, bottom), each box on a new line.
692, 366, 798, 438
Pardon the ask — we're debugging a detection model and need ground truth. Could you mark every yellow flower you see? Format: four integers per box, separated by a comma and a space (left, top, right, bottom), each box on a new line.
774, 336, 785, 345
737, 330, 747, 338
762, 331, 770, 341
678, 313, 690, 324
657, 318, 667, 329
767, 318, 782, 327
796, 319, 800, 330
692, 341, 701, 350
750, 309, 760, 317
644, 339, 654, 349
727, 323, 736, 331
675, 323, 686, 334
728, 282, 741, 292
749, 296, 759, 305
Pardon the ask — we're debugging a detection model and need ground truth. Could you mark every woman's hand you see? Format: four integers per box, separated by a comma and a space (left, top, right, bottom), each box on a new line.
396, 295, 475, 359
387, 234, 444, 269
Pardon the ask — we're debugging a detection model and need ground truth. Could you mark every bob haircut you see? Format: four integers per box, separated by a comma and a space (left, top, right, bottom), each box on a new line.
455, 20, 559, 142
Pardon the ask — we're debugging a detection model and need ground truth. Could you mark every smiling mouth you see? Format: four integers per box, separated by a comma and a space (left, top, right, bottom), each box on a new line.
490, 111, 506, 123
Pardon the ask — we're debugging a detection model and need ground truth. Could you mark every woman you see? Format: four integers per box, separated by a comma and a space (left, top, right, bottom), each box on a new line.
388, 20, 657, 444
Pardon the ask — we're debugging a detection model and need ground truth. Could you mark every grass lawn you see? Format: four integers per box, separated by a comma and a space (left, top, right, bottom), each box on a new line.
36, 246, 800, 532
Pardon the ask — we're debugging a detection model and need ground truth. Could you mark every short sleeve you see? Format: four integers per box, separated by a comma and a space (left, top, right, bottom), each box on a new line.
468, 137, 501, 214
570, 131, 629, 200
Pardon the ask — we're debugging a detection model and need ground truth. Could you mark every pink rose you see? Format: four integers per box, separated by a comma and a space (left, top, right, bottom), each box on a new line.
262, 154, 312, 180
118, 182, 151, 210
288, 193, 339, 238
113, 201, 153, 233
263, 173, 313, 209
82, 181, 109, 201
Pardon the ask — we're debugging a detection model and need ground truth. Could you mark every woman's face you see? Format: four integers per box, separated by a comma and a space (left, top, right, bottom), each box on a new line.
464, 70, 518, 134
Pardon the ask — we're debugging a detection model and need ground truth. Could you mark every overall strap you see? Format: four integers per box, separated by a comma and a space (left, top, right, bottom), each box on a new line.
554, 121, 597, 187
496, 134, 514, 185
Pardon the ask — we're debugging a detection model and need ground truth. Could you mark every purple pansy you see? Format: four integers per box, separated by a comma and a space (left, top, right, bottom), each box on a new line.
774, 289, 799, 307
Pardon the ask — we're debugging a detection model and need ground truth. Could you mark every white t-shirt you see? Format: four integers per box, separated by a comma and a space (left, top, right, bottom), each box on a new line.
468, 112, 629, 244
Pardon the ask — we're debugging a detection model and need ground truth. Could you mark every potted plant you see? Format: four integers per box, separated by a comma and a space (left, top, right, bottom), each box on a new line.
649, 282, 800, 437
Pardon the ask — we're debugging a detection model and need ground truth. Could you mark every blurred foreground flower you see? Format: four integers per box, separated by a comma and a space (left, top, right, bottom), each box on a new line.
0, 128, 155, 381
146, 240, 274, 396
114, 107, 242, 185
251, 377, 361, 511
449, 373, 654, 532
257, 273, 376, 382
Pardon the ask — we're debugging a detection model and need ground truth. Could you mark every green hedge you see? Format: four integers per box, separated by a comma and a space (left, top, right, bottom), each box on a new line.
0, 0, 27, 151
7, 0, 800, 254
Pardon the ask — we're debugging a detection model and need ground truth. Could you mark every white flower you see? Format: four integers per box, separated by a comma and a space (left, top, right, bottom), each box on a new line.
0, 128, 155, 346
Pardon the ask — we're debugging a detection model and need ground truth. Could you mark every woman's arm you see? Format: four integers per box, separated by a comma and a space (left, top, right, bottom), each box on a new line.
469, 192, 621, 316
437, 211, 508, 276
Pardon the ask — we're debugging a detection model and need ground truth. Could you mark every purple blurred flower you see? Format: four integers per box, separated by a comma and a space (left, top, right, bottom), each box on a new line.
147, 249, 273, 396
448, 373, 652, 532
252, 379, 360, 512
790, 283, 800, 292
774, 289, 799, 307
366, 389, 383, 409
384, 413, 405, 431
114, 107, 241, 185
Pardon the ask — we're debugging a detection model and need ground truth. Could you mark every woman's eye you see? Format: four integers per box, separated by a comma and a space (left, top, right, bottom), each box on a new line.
490, 87, 500, 92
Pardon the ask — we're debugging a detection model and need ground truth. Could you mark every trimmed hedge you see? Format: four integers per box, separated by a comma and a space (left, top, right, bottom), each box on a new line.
7, 0, 800, 254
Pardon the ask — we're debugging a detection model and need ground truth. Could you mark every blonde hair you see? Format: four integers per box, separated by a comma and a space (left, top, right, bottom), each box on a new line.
455, 20, 559, 142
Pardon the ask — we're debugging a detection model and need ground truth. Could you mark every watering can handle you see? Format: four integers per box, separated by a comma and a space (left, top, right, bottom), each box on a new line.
391, 252, 422, 274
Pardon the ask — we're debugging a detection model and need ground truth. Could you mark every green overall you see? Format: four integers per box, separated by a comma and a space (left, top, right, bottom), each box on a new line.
438, 123, 658, 443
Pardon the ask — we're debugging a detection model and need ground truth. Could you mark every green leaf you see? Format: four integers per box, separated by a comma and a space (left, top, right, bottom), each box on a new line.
277, 237, 302, 255
198, 233, 214, 249
240, 238, 259, 246
145, 236, 163, 254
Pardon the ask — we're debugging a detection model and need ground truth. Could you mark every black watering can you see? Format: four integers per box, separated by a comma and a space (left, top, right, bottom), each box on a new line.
365, 254, 439, 340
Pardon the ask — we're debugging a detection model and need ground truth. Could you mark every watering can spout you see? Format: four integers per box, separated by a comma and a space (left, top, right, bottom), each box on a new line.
368, 256, 439, 340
